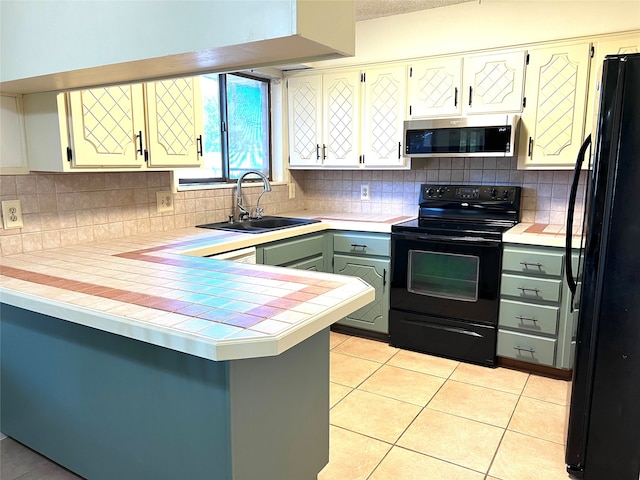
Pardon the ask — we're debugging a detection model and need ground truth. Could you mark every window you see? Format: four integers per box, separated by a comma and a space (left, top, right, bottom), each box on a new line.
177, 73, 271, 186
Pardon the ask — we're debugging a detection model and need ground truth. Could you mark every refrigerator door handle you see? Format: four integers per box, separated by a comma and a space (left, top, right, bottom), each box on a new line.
565, 134, 591, 303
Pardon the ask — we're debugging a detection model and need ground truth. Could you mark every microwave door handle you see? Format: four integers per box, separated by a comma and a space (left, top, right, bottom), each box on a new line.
565, 134, 591, 304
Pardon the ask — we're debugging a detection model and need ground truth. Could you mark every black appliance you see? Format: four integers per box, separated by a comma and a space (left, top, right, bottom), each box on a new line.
565, 53, 640, 479
389, 184, 521, 366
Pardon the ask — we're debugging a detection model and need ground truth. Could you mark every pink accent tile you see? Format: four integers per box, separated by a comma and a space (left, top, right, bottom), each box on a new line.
245, 305, 287, 319
301, 285, 332, 295
266, 298, 302, 309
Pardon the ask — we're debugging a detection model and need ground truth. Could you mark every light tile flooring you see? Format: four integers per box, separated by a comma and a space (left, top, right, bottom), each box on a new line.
0, 332, 573, 480
321, 331, 573, 480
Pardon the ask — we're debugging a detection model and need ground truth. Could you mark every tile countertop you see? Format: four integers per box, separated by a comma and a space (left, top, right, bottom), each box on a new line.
0, 212, 412, 362
504, 223, 584, 249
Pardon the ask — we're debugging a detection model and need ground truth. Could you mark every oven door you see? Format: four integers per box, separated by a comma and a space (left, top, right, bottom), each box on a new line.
390, 231, 502, 324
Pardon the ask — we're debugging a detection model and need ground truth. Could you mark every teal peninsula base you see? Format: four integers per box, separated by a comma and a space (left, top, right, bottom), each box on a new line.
0, 304, 329, 480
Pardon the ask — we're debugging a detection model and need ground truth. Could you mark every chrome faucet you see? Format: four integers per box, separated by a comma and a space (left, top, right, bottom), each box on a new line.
236, 171, 272, 220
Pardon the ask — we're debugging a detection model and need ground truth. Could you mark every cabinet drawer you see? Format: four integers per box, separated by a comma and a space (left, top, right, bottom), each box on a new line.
499, 299, 559, 335
503, 247, 564, 277
501, 274, 562, 303
497, 330, 556, 366
261, 234, 324, 266
333, 232, 390, 257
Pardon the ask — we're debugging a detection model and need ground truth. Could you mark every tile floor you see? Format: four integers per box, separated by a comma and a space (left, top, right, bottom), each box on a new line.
320, 331, 573, 480
0, 332, 573, 480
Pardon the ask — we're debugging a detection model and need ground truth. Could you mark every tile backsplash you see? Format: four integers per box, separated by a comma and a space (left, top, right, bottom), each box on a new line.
0, 172, 303, 256
0, 158, 585, 255
301, 157, 586, 226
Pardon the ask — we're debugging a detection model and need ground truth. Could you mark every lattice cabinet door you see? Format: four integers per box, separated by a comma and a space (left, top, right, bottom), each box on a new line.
361, 65, 408, 168
334, 255, 390, 333
586, 33, 640, 143
287, 75, 323, 167
463, 51, 526, 114
68, 84, 146, 168
518, 42, 592, 169
322, 70, 361, 167
408, 57, 463, 117
145, 77, 204, 168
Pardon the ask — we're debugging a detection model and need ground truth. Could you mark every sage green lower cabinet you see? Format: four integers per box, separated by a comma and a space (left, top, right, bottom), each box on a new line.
499, 243, 579, 369
257, 232, 328, 271
332, 232, 391, 334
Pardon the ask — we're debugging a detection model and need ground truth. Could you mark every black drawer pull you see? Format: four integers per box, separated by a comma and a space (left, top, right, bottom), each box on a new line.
514, 345, 536, 354
516, 315, 538, 322
520, 261, 543, 268
350, 244, 367, 251
518, 286, 540, 294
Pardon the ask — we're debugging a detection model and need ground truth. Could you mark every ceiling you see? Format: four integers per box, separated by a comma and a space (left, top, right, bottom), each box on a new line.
355, 0, 477, 21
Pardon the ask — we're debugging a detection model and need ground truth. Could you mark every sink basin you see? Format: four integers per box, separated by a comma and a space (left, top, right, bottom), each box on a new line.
196, 216, 320, 233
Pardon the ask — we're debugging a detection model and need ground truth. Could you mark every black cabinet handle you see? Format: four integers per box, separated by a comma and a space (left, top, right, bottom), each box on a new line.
197, 135, 203, 157
398, 142, 401, 159
468, 86, 473, 106
516, 315, 538, 323
316, 144, 320, 161
383, 268, 387, 287
322, 144, 327, 160
136, 131, 143, 156
454, 87, 458, 107
528, 137, 533, 157
350, 244, 367, 251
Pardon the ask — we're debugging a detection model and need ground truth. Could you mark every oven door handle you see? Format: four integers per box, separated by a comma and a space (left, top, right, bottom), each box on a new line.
393, 232, 501, 246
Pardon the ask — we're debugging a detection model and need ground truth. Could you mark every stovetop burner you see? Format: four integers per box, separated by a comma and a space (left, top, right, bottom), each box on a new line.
392, 184, 522, 239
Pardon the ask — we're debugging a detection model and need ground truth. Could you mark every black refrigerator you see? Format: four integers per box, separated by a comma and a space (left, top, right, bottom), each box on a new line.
565, 53, 640, 479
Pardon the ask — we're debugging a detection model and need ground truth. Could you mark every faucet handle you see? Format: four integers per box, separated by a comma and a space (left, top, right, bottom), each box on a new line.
255, 207, 264, 219
228, 214, 235, 224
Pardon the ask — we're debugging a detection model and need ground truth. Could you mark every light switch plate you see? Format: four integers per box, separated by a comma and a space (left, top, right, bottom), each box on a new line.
2, 199, 24, 229
156, 191, 174, 213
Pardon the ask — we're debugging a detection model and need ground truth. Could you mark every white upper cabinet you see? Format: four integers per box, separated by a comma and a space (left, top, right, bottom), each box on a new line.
287, 75, 323, 167
463, 51, 527, 114
586, 33, 640, 141
288, 70, 361, 168
518, 41, 592, 169
360, 65, 407, 168
0, 95, 29, 174
408, 50, 526, 118
23, 79, 205, 172
145, 77, 204, 168
408, 57, 463, 117
321, 71, 361, 167
68, 84, 147, 168
288, 67, 408, 169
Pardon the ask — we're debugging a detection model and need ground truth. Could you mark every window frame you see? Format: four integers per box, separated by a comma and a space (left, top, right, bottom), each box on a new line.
177, 72, 272, 188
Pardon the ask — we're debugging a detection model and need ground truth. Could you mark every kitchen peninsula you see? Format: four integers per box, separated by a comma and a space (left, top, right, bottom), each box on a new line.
0, 221, 377, 480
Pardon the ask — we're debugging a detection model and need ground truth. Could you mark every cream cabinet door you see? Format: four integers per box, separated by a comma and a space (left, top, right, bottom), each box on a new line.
464, 51, 526, 114
322, 71, 361, 167
518, 42, 592, 169
145, 77, 204, 168
586, 33, 640, 143
361, 65, 407, 168
68, 85, 146, 168
287, 75, 323, 167
408, 57, 463, 117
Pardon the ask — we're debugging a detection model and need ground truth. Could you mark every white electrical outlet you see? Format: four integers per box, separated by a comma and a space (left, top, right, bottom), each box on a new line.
1, 199, 24, 229
360, 184, 370, 201
156, 191, 174, 213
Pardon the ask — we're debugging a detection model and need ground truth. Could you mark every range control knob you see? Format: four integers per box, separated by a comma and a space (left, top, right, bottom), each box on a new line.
436, 187, 445, 196
490, 188, 498, 198
425, 188, 434, 197
502, 190, 511, 199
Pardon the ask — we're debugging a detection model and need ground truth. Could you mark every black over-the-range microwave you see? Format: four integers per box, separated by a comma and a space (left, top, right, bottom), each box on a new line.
403, 114, 520, 157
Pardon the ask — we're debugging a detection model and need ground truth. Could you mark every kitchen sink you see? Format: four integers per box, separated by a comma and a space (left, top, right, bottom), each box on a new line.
196, 216, 320, 233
